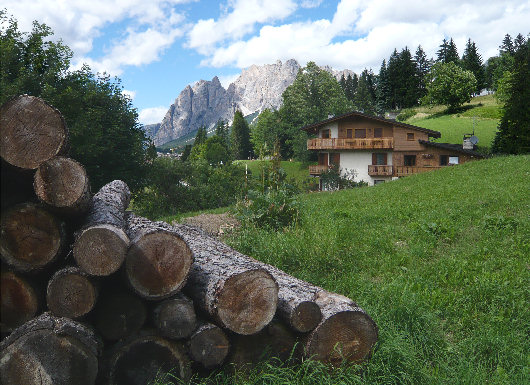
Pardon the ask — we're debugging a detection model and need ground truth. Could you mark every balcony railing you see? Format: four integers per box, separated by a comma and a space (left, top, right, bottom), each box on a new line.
308, 165, 331, 175
307, 137, 393, 150
368, 165, 393, 176
393, 166, 441, 177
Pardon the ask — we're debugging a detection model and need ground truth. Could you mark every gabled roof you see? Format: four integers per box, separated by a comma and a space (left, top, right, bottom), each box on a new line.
418, 140, 487, 157
300, 110, 442, 138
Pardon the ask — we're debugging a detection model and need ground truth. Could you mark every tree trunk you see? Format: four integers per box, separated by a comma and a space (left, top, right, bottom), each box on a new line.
125, 214, 193, 300
103, 331, 191, 385
0, 203, 65, 273
0, 270, 39, 333
159, 222, 278, 335
188, 321, 230, 370
0, 95, 69, 170
34, 156, 91, 216
303, 291, 378, 365
153, 293, 197, 340
93, 283, 147, 342
46, 266, 98, 319
0, 313, 101, 385
73, 180, 130, 276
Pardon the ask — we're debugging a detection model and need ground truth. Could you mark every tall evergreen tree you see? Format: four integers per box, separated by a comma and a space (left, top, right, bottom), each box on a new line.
354, 69, 377, 115
415, 45, 431, 100
387, 48, 401, 109
437, 38, 449, 63
194, 126, 207, 146
376, 59, 391, 113
500, 34, 515, 55
514, 33, 527, 51
230, 110, 252, 160
214, 119, 229, 148
397, 47, 418, 107
461, 39, 485, 94
446, 38, 460, 64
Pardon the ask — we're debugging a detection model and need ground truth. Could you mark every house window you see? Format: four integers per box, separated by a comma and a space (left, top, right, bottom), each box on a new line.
372, 153, 387, 165
346, 129, 353, 138
440, 155, 449, 166
321, 129, 330, 139
404, 155, 416, 166
449, 156, 459, 165
355, 129, 366, 138
374, 128, 383, 138
374, 180, 385, 185
407, 133, 415, 141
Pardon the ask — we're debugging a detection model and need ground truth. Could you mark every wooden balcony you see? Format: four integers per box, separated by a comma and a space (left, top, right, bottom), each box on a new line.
307, 137, 394, 150
368, 165, 393, 176
394, 166, 441, 177
308, 165, 331, 175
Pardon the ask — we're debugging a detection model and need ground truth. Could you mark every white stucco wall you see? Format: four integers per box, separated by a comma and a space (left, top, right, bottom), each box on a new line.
339, 151, 393, 186
319, 123, 338, 138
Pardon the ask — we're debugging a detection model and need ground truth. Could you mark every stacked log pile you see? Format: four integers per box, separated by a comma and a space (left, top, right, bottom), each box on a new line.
0, 95, 378, 384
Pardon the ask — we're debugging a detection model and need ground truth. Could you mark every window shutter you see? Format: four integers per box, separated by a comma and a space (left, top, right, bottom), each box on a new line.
372, 153, 377, 165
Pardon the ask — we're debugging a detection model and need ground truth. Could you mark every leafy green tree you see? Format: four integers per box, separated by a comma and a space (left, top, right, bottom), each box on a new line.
461, 39, 485, 94
251, 108, 280, 158
203, 135, 230, 166
492, 40, 530, 154
422, 62, 477, 111
230, 110, 252, 160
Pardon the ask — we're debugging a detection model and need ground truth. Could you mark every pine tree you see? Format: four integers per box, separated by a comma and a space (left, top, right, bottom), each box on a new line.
500, 34, 515, 55
376, 59, 391, 113
514, 33, 526, 51
354, 69, 376, 115
347, 73, 358, 100
387, 48, 400, 109
461, 39, 485, 94
446, 38, 460, 64
437, 38, 449, 62
415, 45, 431, 100
230, 110, 252, 160
193, 126, 207, 146
214, 119, 229, 148
398, 47, 418, 107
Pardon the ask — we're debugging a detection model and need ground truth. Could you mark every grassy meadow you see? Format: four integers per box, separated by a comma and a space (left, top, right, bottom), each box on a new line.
163, 155, 529, 385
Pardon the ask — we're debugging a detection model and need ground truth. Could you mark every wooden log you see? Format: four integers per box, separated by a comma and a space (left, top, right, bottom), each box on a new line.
0, 313, 101, 385
94, 283, 147, 341
34, 156, 91, 216
0, 203, 65, 273
0, 95, 69, 170
46, 266, 97, 319
1, 159, 37, 210
73, 180, 130, 276
189, 321, 230, 370
135, 218, 278, 335
0, 270, 39, 333
125, 213, 193, 300
153, 293, 197, 340
104, 331, 191, 385
304, 291, 378, 366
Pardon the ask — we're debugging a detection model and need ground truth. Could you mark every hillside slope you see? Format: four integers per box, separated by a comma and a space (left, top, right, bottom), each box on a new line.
226, 155, 529, 384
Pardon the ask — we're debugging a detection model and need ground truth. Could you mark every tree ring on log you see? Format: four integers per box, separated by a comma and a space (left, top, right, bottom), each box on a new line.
189, 324, 229, 369
74, 224, 129, 276
305, 310, 378, 366
290, 301, 322, 333
1, 271, 38, 332
0, 95, 68, 170
126, 232, 193, 300
216, 269, 278, 335
0, 203, 63, 272
46, 271, 97, 318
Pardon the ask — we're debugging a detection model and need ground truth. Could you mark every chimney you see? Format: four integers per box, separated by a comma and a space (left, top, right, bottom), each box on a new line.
463, 134, 477, 150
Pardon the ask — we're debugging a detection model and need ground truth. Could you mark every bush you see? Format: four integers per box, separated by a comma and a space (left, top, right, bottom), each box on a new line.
319, 166, 367, 190
396, 109, 417, 122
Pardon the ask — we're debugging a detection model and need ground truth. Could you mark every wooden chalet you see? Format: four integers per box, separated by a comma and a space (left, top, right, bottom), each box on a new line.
301, 111, 485, 187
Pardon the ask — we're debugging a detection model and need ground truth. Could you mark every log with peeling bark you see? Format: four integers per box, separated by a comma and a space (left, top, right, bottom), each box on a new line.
0, 203, 65, 273
73, 180, 130, 276
0, 270, 39, 333
189, 321, 230, 370
94, 283, 147, 341
304, 291, 378, 366
153, 293, 197, 340
135, 218, 278, 335
0, 313, 101, 385
34, 156, 91, 216
125, 213, 194, 300
46, 266, 98, 319
103, 331, 191, 385
0, 95, 69, 171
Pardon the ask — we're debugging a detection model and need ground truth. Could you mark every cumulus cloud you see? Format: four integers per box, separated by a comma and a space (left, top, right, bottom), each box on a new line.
218, 73, 241, 88
139, 107, 169, 125
122, 89, 137, 100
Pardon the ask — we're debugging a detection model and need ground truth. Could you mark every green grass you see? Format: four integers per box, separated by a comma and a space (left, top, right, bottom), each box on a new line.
235, 159, 315, 188
211, 155, 529, 384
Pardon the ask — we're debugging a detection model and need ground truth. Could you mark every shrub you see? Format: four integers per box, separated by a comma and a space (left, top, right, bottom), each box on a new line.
396, 109, 417, 122
319, 166, 367, 190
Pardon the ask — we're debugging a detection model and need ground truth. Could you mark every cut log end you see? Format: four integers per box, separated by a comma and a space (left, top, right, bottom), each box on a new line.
0, 271, 38, 332
290, 301, 322, 333
0, 95, 68, 170
305, 310, 378, 366
46, 269, 97, 319
0, 203, 63, 272
153, 296, 196, 340
189, 323, 229, 369
126, 232, 193, 300
217, 269, 278, 335
74, 224, 128, 276
34, 156, 91, 214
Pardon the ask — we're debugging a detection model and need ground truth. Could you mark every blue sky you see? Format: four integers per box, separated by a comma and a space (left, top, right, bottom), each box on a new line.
3, 0, 529, 124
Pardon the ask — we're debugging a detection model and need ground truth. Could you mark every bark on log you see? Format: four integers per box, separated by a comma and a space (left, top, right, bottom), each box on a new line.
104, 331, 191, 385
94, 284, 147, 341
303, 291, 378, 366
188, 321, 230, 370
34, 156, 91, 216
0, 203, 65, 273
143, 220, 278, 335
46, 266, 98, 319
0, 270, 39, 333
0, 313, 101, 385
0, 95, 69, 170
73, 180, 130, 276
153, 293, 197, 340
125, 214, 193, 300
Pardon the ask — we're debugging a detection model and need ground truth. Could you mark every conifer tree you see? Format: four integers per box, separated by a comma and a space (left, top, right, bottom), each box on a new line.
214, 119, 229, 148
376, 59, 391, 113
230, 110, 252, 160
437, 38, 449, 62
415, 45, 431, 100
194, 126, 207, 146
387, 48, 401, 109
461, 39, 485, 94
354, 69, 377, 115
446, 38, 460, 64
514, 33, 526, 51
500, 34, 515, 55
397, 47, 418, 107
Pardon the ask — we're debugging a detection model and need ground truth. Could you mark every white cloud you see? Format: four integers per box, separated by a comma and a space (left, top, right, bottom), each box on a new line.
139, 107, 169, 125
218, 73, 241, 88
122, 89, 137, 100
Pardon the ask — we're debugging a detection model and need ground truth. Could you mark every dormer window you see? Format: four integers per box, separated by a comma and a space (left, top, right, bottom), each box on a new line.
321, 129, 330, 139
407, 133, 415, 141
